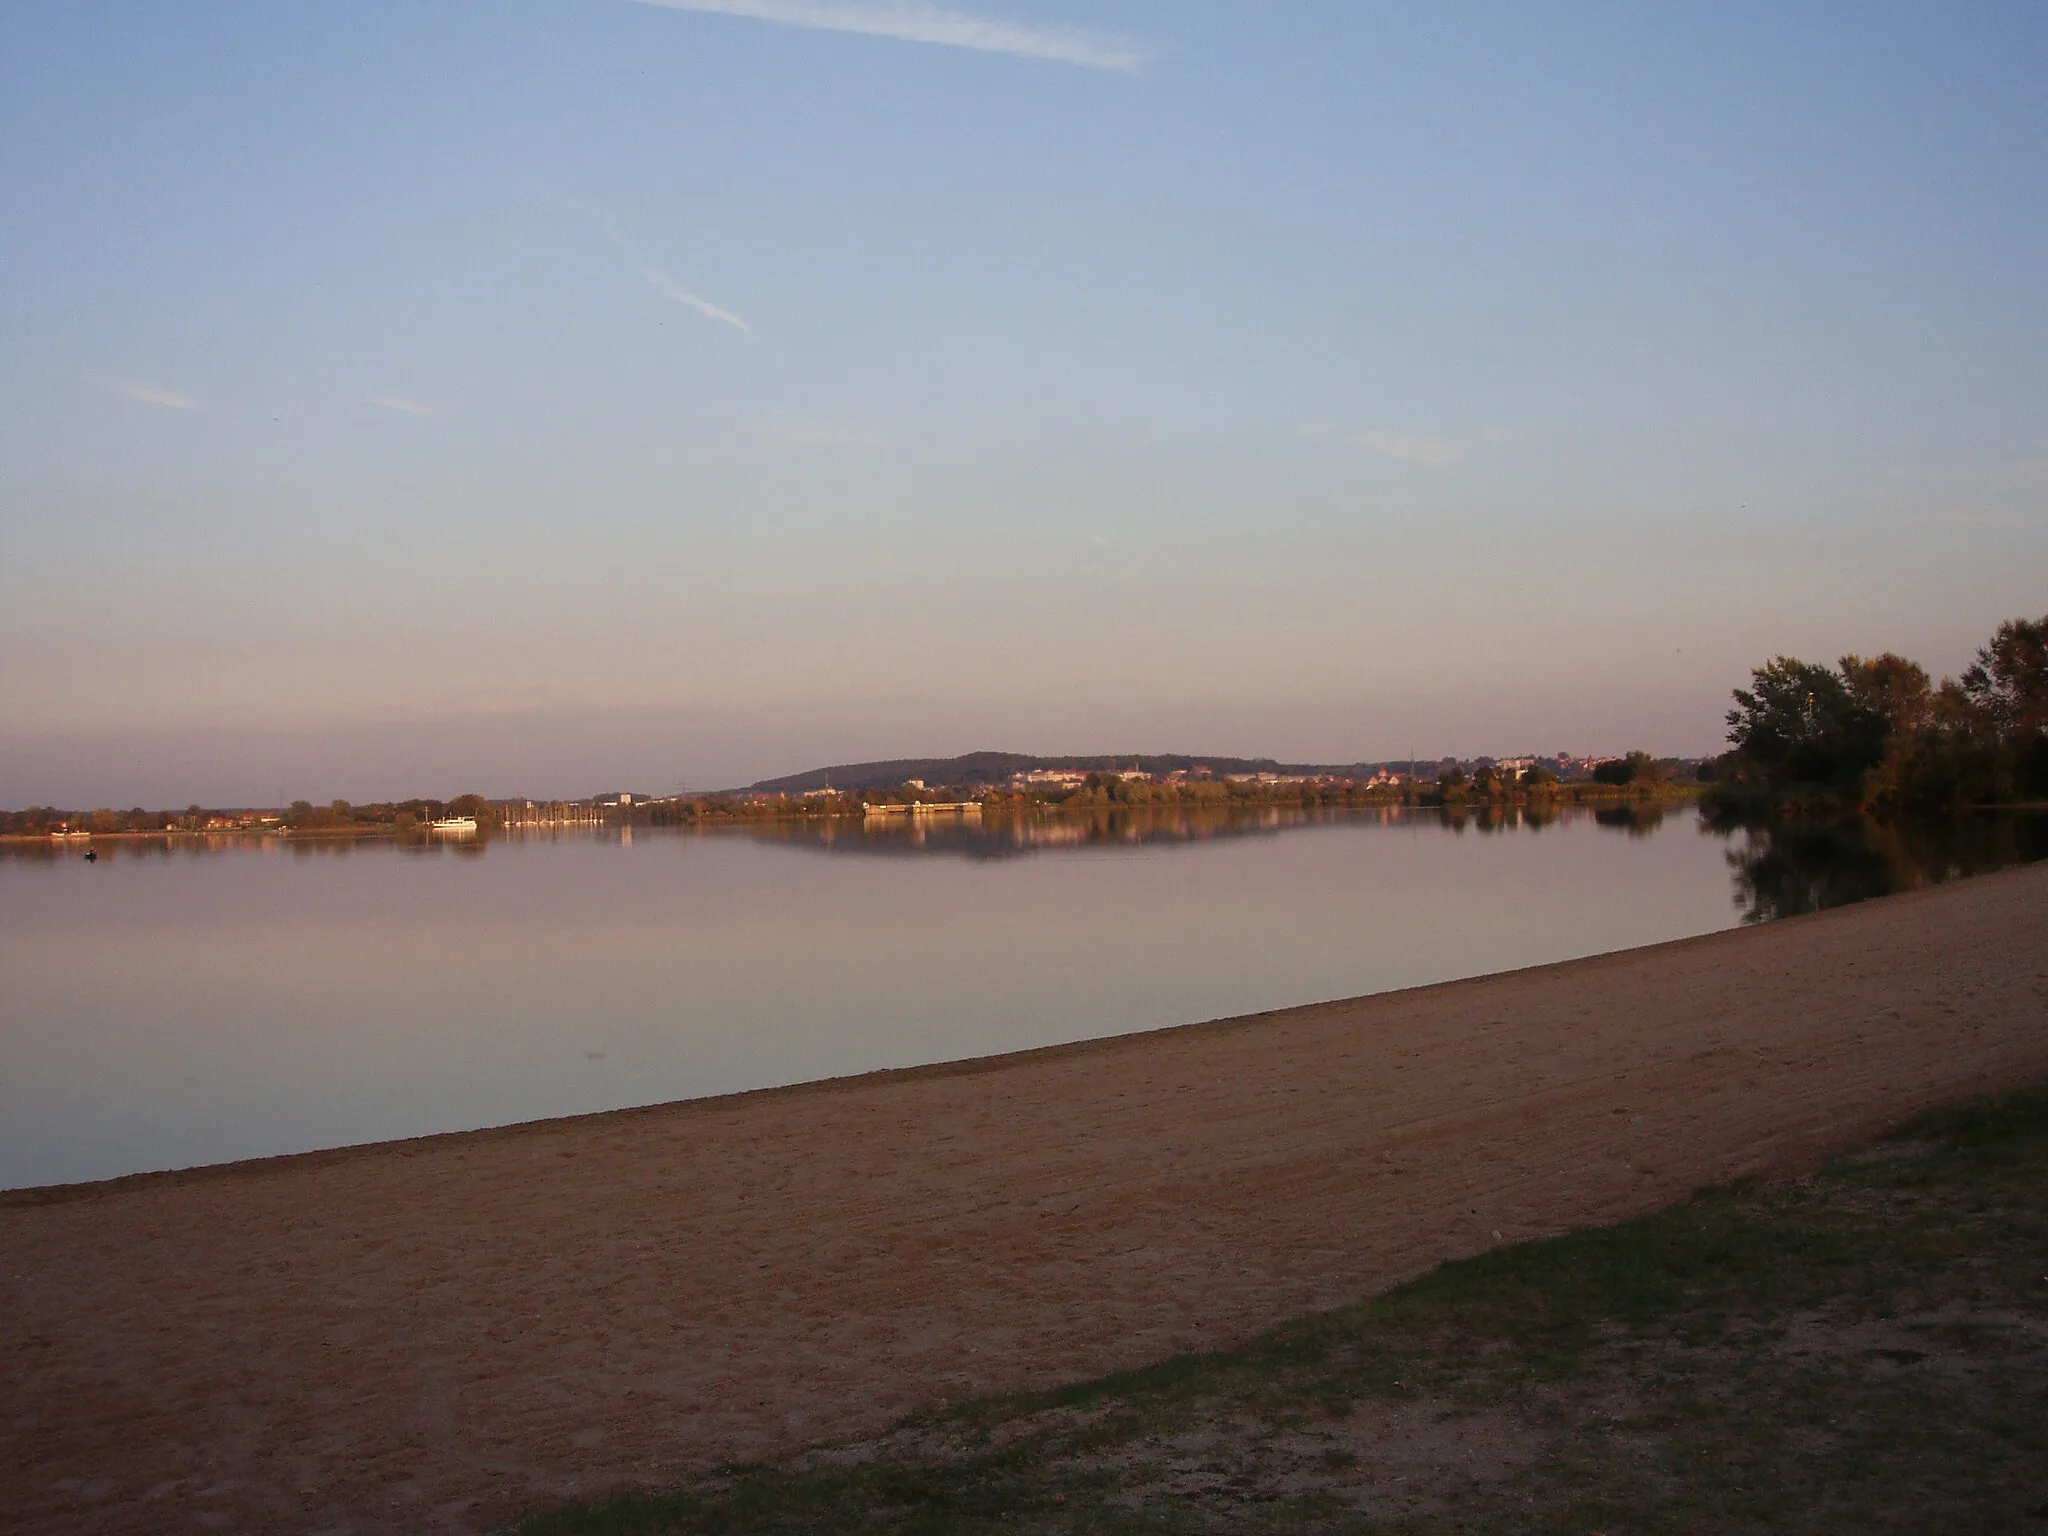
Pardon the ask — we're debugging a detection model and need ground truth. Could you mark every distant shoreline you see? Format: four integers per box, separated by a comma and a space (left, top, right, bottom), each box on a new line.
0, 781, 1704, 845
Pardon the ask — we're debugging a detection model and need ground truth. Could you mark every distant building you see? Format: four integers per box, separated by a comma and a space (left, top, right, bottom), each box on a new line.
1008, 769, 1089, 789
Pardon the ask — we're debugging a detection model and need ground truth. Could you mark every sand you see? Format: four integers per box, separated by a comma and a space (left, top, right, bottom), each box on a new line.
3, 862, 2046, 1535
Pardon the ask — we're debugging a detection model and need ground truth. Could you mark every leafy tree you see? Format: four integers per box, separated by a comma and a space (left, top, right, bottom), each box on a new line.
1957, 615, 2048, 799
1959, 615, 2048, 736
1719, 617, 2048, 811
1841, 653, 1933, 738
1627, 750, 1665, 784
448, 792, 500, 830
1589, 752, 1662, 787
1725, 658, 1885, 793
1832, 653, 1935, 810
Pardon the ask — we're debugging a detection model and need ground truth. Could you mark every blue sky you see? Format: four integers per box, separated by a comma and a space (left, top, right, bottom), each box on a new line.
3, 1, 2044, 803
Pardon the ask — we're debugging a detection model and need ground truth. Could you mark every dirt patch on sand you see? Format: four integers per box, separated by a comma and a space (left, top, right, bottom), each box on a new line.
3, 863, 2046, 1534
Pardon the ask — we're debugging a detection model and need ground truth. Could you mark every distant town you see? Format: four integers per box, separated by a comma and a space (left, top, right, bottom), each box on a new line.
2, 750, 1705, 840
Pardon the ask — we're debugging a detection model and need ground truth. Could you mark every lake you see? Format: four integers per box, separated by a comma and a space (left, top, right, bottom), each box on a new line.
3, 802, 2041, 1190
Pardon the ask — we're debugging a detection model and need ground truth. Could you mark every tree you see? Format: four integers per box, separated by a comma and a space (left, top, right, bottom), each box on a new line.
1725, 657, 1886, 792
1959, 616, 2048, 734
1718, 618, 2047, 811
1589, 752, 1661, 787
448, 793, 500, 830
1834, 653, 1935, 811
1957, 615, 2048, 798
1841, 653, 1933, 738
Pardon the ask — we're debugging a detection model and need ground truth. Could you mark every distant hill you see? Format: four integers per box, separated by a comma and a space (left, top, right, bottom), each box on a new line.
742, 752, 1396, 795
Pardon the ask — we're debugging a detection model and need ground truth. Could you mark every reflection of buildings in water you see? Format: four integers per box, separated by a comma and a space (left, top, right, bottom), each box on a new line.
801, 801, 1735, 863
1010, 821, 1088, 848
921, 803, 1337, 855
862, 801, 983, 821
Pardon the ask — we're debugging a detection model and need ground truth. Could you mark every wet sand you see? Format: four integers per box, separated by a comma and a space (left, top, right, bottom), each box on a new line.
4, 862, 2045, 1535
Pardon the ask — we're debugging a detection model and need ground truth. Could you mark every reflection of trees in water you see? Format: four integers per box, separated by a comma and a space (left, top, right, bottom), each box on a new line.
1592, 804, 1668, 837
746, 801, 1629, 860
1711, 811, 2048, 923
769, 804, 1367, 861
1439, 803, 1564, 834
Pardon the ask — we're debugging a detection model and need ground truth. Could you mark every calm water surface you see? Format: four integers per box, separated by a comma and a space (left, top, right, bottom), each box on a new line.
3, 804, 2041, 1189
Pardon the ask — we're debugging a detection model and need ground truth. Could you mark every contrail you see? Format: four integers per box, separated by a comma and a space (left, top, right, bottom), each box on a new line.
633, 0, 1143, 71
576, 202, 754, 337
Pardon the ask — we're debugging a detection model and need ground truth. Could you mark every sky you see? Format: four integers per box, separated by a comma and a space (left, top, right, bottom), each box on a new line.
3, 1, 2045, 805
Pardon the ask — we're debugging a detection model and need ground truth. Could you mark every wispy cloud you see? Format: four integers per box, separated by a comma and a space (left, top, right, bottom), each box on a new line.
1353, 429, 1464, 467
631, 258, 753, 335
570, 200, 753, 336
96, 376, 204, 411
365, 394, 441, 416
633, 0, 1142, 71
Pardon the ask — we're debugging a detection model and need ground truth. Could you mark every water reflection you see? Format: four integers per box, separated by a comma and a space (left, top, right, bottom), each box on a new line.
10, 806, 2046, 917
1592, 804, 1669, 837
8, 804, 2044, 1188
0, 831, 502, 864
1711, 810, 2048, 923
3, 804, 1751, 1186
723, 804, 1379, 860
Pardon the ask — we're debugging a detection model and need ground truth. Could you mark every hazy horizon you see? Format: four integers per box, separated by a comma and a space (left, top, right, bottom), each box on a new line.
6, 2, 2045, 807
4, 734, 1700, 811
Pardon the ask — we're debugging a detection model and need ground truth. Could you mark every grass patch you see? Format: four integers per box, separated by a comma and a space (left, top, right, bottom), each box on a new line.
510, 1081, 2048, 1534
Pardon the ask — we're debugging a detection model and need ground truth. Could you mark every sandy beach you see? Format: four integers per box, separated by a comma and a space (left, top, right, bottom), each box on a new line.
3, 861, 2045, 1535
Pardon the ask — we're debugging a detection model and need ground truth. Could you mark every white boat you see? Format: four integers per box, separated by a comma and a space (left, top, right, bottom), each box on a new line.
429, 815, 478, 835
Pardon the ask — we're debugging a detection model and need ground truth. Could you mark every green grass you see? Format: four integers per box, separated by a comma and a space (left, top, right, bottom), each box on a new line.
510, 1082, 2048, 1535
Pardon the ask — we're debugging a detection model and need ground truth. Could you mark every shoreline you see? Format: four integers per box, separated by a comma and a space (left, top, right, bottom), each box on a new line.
0, 871, 1967, 1207
0, 783, 1707, 847
5, 861, 2047, 1534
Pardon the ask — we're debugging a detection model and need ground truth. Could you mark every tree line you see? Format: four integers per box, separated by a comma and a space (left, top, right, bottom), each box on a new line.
0, 794, 499, 838
1714, 613, 2048, 813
